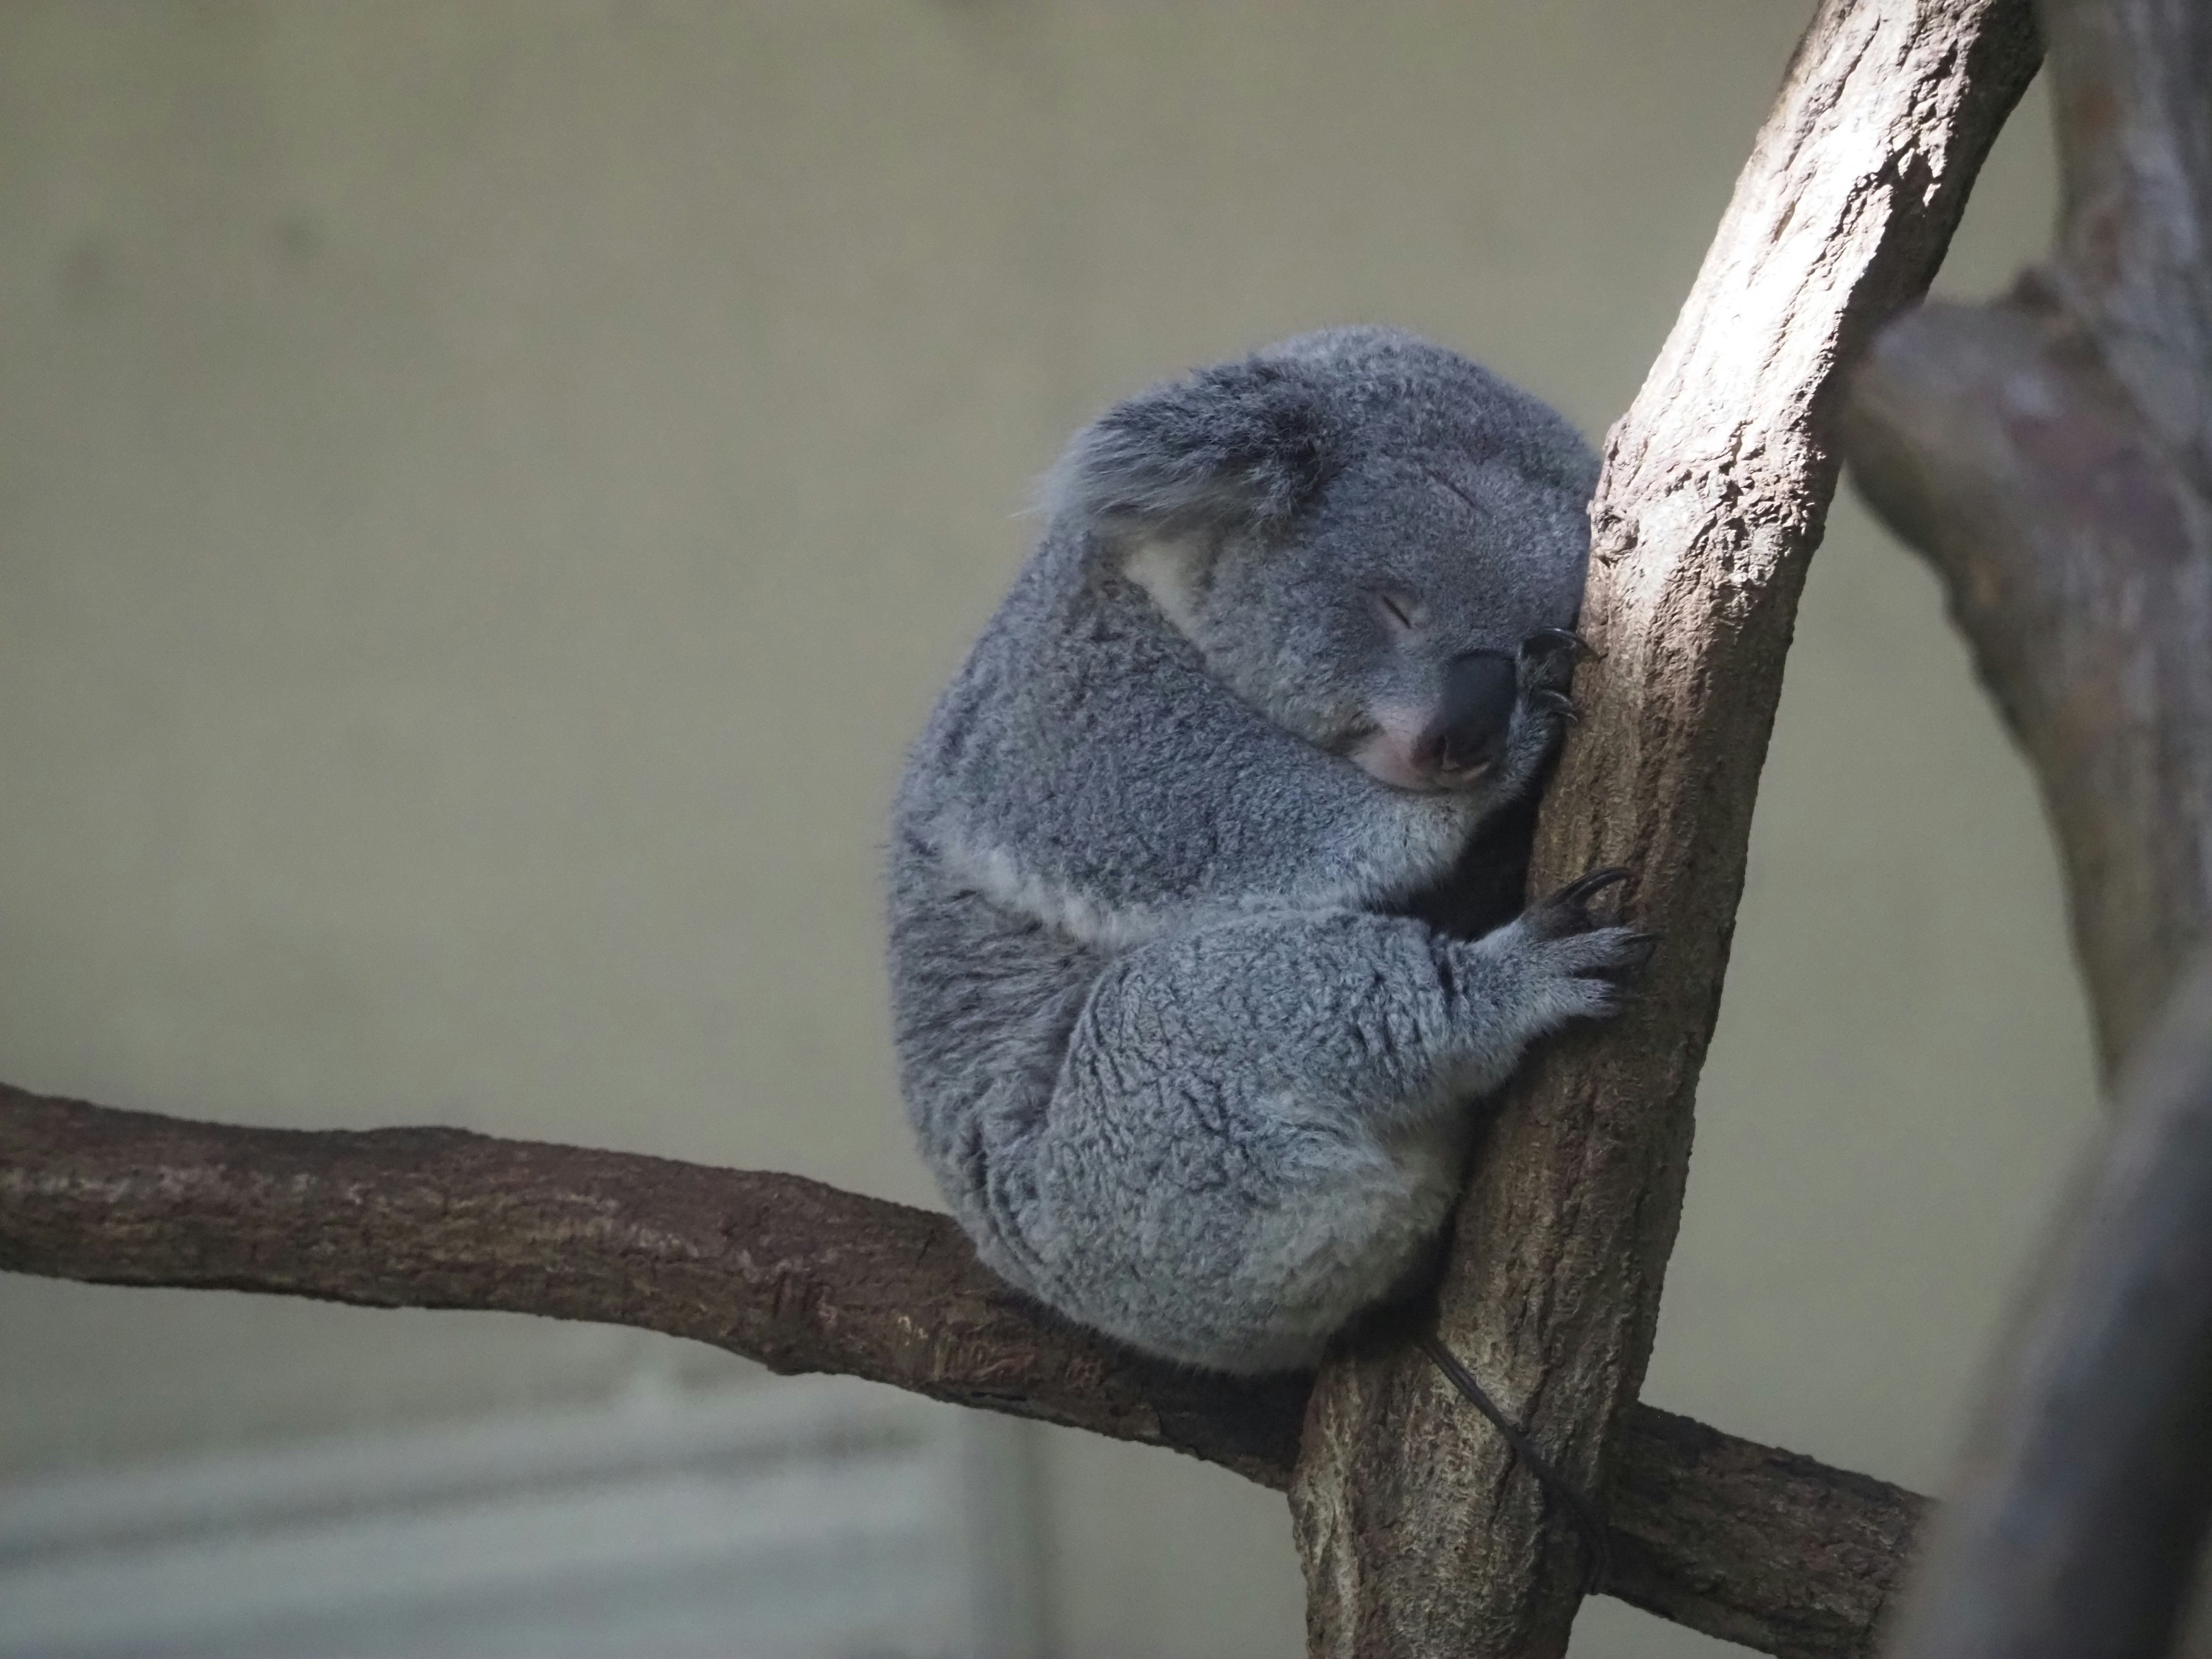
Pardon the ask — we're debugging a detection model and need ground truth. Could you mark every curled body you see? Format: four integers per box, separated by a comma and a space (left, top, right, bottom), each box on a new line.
888, 328, 1645, 1374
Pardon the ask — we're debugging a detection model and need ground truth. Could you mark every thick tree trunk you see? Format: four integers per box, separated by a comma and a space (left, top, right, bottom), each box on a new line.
1290, 2, 2042, 1653
1840, 1, 2212, 1653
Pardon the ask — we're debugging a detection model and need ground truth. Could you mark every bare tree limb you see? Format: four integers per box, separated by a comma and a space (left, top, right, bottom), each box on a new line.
0, 1081, 1926, 1657
1291, 2, 2043, 1653
0, 1082, 1304, 1485
1609, 1407, 1929, 1659
1844, 0, 2212, 1078
1836, 0, 2212, 1652
1879, 956, 2212, 1659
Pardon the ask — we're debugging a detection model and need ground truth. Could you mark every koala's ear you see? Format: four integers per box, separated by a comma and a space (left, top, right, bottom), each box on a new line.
1043, 359, 1335, 539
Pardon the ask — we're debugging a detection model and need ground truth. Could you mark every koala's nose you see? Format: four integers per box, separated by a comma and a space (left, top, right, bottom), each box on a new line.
1421, 650, 1518, 777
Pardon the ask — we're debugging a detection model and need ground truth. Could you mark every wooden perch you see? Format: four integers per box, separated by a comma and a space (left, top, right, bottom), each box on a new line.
1293, 1, 2043, 1653
0, 1080, 1925, 1658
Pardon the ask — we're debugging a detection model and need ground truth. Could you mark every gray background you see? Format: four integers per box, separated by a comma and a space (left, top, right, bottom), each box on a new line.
0, 3, 2096, 1654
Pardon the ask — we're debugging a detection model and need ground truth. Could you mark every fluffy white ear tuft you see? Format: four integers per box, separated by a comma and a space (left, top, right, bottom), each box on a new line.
1121, 535, 1209, 639
1040, 357, 1337, 539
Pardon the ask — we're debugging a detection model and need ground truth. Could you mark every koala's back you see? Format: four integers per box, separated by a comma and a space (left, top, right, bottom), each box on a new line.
886, 831, 1100, 1296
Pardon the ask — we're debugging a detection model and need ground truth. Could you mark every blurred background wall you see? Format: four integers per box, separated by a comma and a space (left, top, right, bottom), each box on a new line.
0, 3, 2093, 1656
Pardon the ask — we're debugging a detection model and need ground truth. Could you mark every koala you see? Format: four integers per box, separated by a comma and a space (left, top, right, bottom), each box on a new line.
887, 327, 1647, 1374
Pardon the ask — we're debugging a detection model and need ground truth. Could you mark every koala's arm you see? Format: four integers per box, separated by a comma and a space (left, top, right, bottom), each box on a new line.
1066, 908, 1600, 1132
948, 885, 1641, 1373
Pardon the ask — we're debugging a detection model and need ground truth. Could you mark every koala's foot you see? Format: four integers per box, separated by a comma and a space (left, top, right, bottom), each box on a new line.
1476, 866, 1657, 1031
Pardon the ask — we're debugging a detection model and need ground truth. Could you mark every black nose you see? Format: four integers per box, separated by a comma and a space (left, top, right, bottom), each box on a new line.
1423, 650, 1518, 774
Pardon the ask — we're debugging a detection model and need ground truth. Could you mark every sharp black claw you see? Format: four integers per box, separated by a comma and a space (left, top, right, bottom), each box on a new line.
1525, 626, 1600, 660
1551, 866, 1631, 908
1529, 688, 1580, 724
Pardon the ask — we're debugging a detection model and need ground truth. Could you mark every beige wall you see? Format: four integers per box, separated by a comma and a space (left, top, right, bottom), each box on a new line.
0, 4, 2089, 1655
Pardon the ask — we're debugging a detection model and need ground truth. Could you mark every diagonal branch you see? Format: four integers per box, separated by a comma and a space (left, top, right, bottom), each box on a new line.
0, 1081, 1925, 1658
1291, 2, 2043, 1653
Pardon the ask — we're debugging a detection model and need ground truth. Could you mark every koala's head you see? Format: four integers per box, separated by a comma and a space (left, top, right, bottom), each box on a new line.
1046, 327, 1600, 805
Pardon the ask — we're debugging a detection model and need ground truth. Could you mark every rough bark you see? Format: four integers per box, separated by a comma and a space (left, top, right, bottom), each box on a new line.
1843, 0, 2212, 1077
0, 1080, 1927, 1657
1880, 959, 2212, 1659
1608, 1407, 1929, 1659
1291, 3, 2043, 1653
0, 1082, 1303, 1486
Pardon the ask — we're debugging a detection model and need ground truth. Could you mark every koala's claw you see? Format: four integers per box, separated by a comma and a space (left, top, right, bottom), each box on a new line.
1529, 687, 1579, 724
1524, 626, 1599, 661
1517, 866, 1635, 949
1549, 866, 1631, 910
1587, 930, 1663, 981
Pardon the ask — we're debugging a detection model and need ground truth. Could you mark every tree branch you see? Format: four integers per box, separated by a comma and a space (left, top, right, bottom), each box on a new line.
1291, 2, 2043, 1653
1843, 0, 2212, 1077
0, 1081, 1926, 1658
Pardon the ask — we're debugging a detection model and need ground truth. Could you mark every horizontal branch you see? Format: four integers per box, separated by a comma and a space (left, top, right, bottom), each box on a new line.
0, 1082, 1923, 1657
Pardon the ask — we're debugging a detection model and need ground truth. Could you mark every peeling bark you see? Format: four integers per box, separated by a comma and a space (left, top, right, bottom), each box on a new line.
0, 1080, 1924, 1657
1292, 2, 2043, 1653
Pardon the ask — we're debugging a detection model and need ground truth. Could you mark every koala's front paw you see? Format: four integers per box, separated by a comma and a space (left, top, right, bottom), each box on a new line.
1486, 866, 1657, 1029
1516, 628, 1593, 733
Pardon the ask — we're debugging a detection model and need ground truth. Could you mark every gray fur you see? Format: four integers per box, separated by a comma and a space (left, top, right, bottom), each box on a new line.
888, 327, 1643, 1374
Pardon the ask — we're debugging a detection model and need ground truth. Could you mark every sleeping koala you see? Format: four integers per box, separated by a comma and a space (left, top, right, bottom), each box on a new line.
887, 327, 1646, 1374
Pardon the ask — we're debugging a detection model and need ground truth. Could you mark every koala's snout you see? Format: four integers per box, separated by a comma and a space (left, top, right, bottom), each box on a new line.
1422, 650, 1517, 778
1350, 650, 1520, 792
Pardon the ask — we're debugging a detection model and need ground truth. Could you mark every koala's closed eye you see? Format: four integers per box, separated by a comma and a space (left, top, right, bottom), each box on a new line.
1373, 588, 1422, 633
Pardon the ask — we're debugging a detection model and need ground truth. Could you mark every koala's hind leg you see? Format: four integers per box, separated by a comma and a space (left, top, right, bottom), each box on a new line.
994, 902, 1645, 1372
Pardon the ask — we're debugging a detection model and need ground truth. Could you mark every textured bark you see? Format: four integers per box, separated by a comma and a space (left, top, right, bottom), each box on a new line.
0, 1080, 1929, 1657
1291, 3, 2043, 1654
1608, 1407, 1929, 1659
0, 1081, 1306, 1487
1880, 960, 2212, 1659
1843, 0, 2212, 1077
